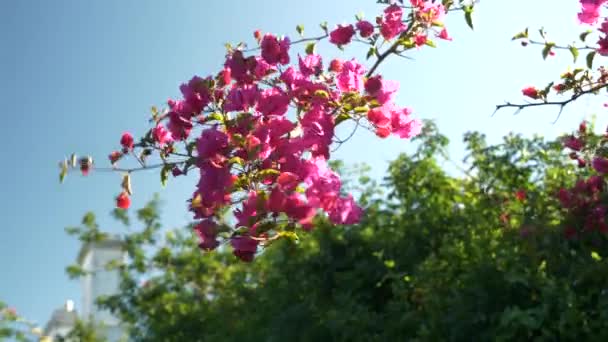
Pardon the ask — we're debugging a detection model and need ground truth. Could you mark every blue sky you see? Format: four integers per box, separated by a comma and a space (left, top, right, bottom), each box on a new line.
1, 0, 605, 328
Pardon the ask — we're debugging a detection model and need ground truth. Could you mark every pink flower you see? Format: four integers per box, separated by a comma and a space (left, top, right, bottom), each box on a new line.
261, 34, 290, 65
224, 84, 259, 112
356, 20, 375, 38
116, 192, 131, 209
593, 157, 608, 173
300, 106, 335, 159
283, 194, 316, 228
563, 135, 584, 151
437, 28, 452, 41
329, 24, 356, 46
197, 128, 229, 160
558, 188, 573, 208
231, 236, 259, 262
364, 76, 399, 104
153, 123, 173, 146
391, 107, 422, 139
298, 54, 323, 77
254, 57, 274, 79
120, 132, 134, 150
329, 59, 343, 72
180, 76, 211, 113
522, 86, 539, 99
414, 34, 427, 47
367, 107, 392, 128
168, 111, 193, 140
515, 189, 526, 201
328, 195, 362, 225
256, 88, 290, 116
277, 172, 300, 192
578, 0, 607, 24
336, 59, 366, 92
194, 220, 219, 250
108, 151, 122, 165
600, 18, 608, 34
598, 36, 608, 56
379, 4, 407, 40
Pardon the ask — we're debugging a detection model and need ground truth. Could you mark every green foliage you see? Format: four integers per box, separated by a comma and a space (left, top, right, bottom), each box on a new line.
66, 123, 608, 341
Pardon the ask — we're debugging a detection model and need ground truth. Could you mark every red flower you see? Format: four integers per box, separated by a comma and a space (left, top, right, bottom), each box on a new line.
116, 192, 131, 209
120, 132, 135, 151
522, 86, 539, 99
515, 189, 526, 201
108, 151, 122, 165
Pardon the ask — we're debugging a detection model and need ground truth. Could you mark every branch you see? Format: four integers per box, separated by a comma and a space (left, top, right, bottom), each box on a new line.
494, 83, 608, 123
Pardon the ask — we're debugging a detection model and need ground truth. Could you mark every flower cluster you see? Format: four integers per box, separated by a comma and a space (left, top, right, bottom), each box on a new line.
578, 0, 608, 55
61, 0, 463, 261
558, 121, 608, 239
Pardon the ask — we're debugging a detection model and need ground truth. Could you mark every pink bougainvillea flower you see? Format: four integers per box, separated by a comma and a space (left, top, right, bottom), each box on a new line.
515, 189, 526, 201
328, 195, 363, 225
336, 59, 366, 92
563, 135, 584, 151
578, 0, 607, 24
277, 172, 300, 192
261, 34, 290, 65
356, 20, 375, 38
231, 236, 259, 262
194, 219, 219, 251
364, 76, 399, 104
298, 54, 323, 77
224, 84, 259, 112
256, 88, 290, 117
414, 34, 427, 47
120, 132, 134, 150
593, 157, 608, 173
329, 24, 356, 45
116, 192, 131, 209
390, 106, 422, 139
437, 28, 452, 41
522, 86, 540, 99
108, 151, 122, 165
597, 36, 608, 56
153, 123, 173, 146
328, 58, 343, 72
379, 4, 407, 40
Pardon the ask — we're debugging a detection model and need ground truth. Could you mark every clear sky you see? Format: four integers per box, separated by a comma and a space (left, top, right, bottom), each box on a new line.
1, 0, 605, 328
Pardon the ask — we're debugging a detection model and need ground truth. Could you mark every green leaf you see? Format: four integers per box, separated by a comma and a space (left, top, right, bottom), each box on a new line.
320, 21, 328, 34
207, 112, 224, 123
60, 163, 68, 183
353, 106, 369, 114
161, 164, 171, 187
384, 260, 396, 268
366, 46, 377, 60
314, 89, 329, 99
305, 42, 316, 55
569, 45, 579, 63
296, 24, 304, 37
580, 30, 592, 42
425, 39, 437, 48
335, 113, 351, 125
66, 265, 87, 279
586, 50, 596, 69
541, 43, 555, 60
229, 156, 245, 166
591, 251, 602, 261
464, 6, 474, 30
511, 28, 529, 40
258, 169, 280, 179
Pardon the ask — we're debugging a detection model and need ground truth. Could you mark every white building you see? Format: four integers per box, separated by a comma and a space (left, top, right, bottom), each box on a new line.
44, 236, 126, 341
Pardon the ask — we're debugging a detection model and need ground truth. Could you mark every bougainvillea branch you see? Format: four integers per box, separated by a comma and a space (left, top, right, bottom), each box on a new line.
59, 0, 476, 261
